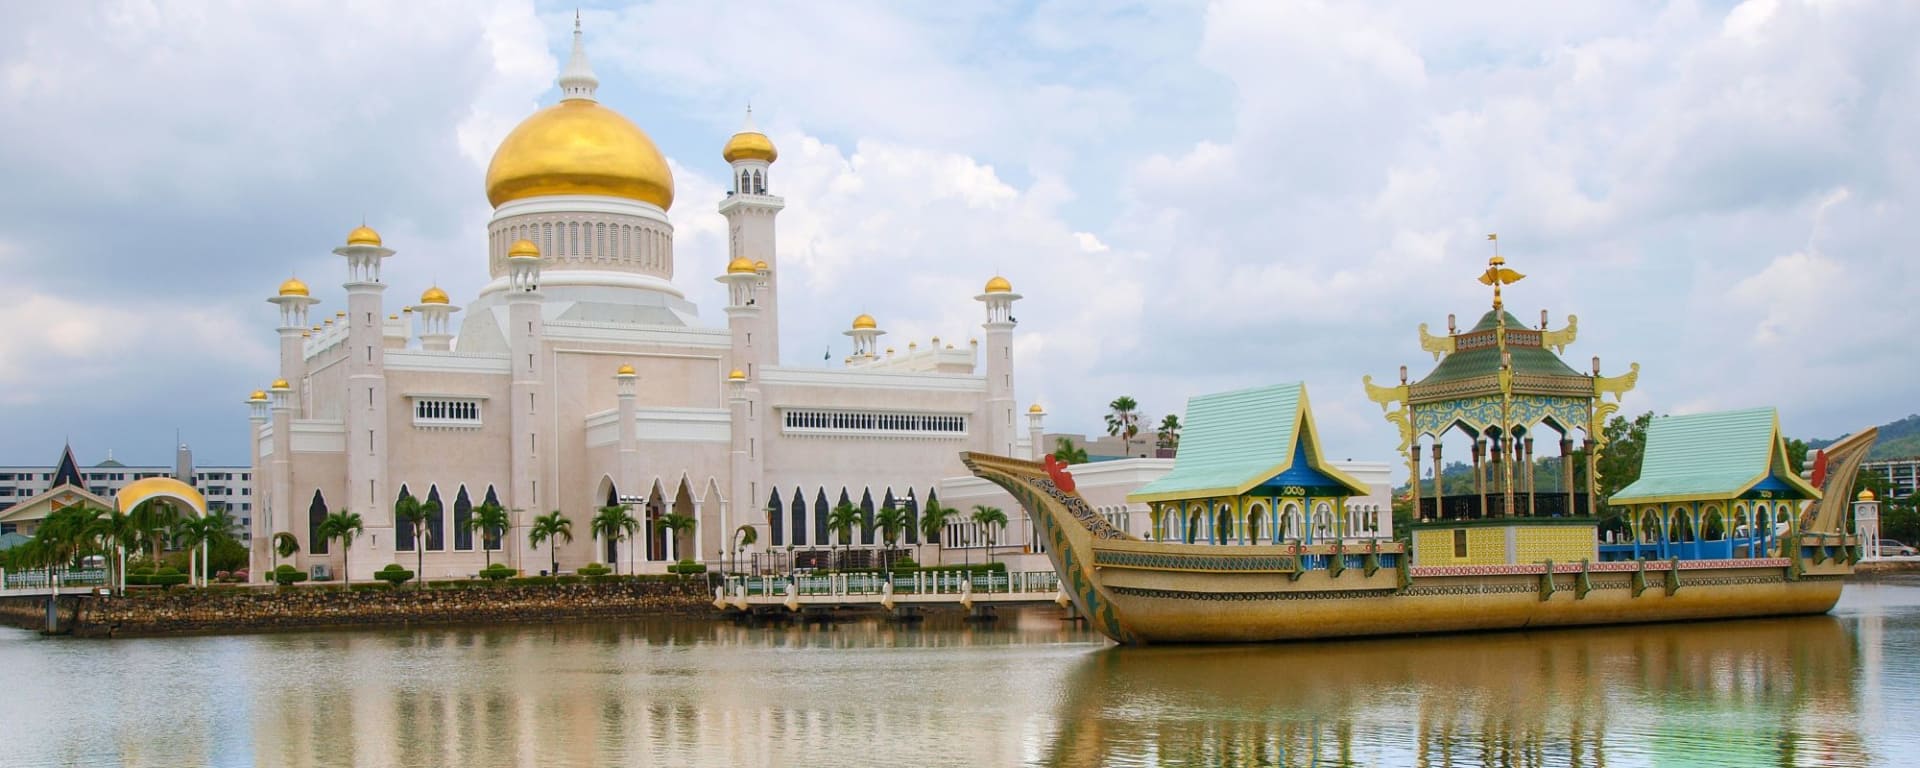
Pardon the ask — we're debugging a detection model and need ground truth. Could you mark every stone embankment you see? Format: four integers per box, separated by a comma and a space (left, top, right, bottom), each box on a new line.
0, 580, 710, 638
1852, 559, 1920, 576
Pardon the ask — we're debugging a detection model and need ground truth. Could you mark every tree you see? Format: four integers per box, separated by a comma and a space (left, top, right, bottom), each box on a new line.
1052, 437, 1089, 465
317, 511, 364, 586
826, 501, 863, 570
272, 532, 301, 572
468, 499, 511, 569
177, 510, 239, 587
1593, 412, 1654, 509
1106, 396, 1143, 457
1156, 414, 1183, 453
657, 512, 696, 563
528, 511, 574, 576
591, 505, 640, 575
84, 506, 139, 593
873, 505, 909, 570
731, 524, 758, 576
917, 500, 957, 567
394, 492, 440, 586
128, 499, 181, 575
971, 505, 1008, 563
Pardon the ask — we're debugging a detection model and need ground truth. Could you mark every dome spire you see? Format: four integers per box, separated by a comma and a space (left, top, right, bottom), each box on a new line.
558, 10, 598, 102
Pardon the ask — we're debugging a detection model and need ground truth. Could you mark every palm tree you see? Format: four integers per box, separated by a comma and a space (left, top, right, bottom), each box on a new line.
128, 499, 181, 575
657, 512, 696, 563
826, 501, 863, 570
971, 505, 1008, 563
272, 531, 301, 571
317, 511, 364, 586
1106, 396, 1143, 457
527, 510, 573, 576
469, 499, 511, 569
1156, 413, 1183, 453
177, 511, 238, 587
917, 500, 956, 567
591, 505, 640, 575
395, 493, 441, 585
1052, 437, 1089, 465
874, 505, 909, 570
93, 507, 140, 593
731, 524, 758, 576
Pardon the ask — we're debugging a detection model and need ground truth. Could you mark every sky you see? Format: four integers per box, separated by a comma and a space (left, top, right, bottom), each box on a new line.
0, 0, 1915, 468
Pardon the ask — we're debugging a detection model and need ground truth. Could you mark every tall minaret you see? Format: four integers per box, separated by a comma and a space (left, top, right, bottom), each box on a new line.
267, 378, 295, 575
335, 224, 393, 579
1027, 403, 1047, 460
504, 239, 546, 565
976, 276, 1021, 457
719, 107, 784, 370
245, 389, 270, 578
725, 367, 756, 561
717, 256, 763, 377
267, 277, 319, 416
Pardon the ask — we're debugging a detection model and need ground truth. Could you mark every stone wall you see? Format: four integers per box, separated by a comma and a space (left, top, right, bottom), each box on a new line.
1, 580, 711, 638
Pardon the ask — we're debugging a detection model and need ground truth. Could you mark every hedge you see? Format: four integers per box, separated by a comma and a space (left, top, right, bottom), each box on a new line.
478, 564, 516, 582
127, 566, 189, 588
667, 560, 707, 576
373, 564, 414, 586
577, 563, 612, 577
271, 565, 309, 586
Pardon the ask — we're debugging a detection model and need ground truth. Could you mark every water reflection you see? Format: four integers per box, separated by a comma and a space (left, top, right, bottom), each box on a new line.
0, 581, 1914, 768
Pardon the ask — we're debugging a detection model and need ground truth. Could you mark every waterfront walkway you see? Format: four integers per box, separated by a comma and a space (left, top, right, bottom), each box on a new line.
716, 570, 1065, 612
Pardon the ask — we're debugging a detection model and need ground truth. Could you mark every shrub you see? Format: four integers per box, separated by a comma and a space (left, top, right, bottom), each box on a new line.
126, 566, 189, 588
349, 582, 391, 592
506, 576, 556, 587
478, 564, 516, 582
889, 556, 919, 571
272, 565, 309, 586
577, 563, 612, 577
373, 564, 414, 586
668, 560, 707, 576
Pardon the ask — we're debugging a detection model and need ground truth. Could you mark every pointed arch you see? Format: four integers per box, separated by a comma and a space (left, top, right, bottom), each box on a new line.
923, 489, 941, 544
395, 484, 415, 552
454, 486, 474, 551
425, 486, 445, 550
482, 486, 503, 551
308, 490, 330, 555
768, 488, 785, 547
859, 488, 876, 545
671, 476, 696, 561
814, 487, 831, 545
790, 488, 807, 547
903, 488, 919, 545
646, 480, 668, 562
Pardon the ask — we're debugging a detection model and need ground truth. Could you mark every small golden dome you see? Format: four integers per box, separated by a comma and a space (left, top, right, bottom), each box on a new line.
249, 390, 267, 401
723, 130, 778, 164
485, 100, 675, 210
727, 256, 757, 274
728, 368, 747, 381
420, 286, 450, 305
754, 259, 769, 271
616, 364, 636, 376
1859, 489, 1877, 501
270, 379, 290, 390
335, 311, 346, 318
508, 239, 541, 259
852, 313, 878, 330
346, 224, 382, 247
1029, 403, 1044, 413
278, 277, 310, 297
984, 275, 1013, 293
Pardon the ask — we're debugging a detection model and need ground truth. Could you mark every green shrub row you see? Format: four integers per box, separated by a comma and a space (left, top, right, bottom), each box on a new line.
576, 563, 611, 577
127, 566, 189, 587
271, 565, 309, 586
373, 564, 415, 586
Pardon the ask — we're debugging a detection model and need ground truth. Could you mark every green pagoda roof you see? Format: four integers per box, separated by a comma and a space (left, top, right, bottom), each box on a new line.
1128, 383, 1366, 504
1610, 407, 1820, 505
1417, 310, 1583, 387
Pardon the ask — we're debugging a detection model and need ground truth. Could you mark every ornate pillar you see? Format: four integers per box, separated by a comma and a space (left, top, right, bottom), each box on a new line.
1430, 443, 1444, 521
1561, 437, 1576, 519
1523, 437, 1536, 517
1472, 438, 1487, 518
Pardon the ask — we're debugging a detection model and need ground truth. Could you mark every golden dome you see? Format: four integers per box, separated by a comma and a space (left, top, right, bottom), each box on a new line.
728, 368, 747, 381
1859, 489, 1877, 501
346, 224, 382, 247
616, 364, 636, 376
754, 259, 769, 271
485, 99, 675, 210
249, 390, 267, 401
507, 239, 541, 259
1029, 403, 1044, 413
278, 277, 310, 297
270, 379, 290, 390
984, 275, 1013, 293
727, 256, 757, 274
723, 130, 778, 164
852, 313, 878, 330
420, 286, 450, 305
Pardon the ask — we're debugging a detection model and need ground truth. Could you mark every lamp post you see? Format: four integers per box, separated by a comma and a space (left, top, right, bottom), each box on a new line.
618, 493, 646, 575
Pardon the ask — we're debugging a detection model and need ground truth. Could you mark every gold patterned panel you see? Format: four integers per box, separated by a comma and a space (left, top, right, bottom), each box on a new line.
1513, 525, 1598, 564
1414, 527, 1510, 565
1466, 528, 1507, 564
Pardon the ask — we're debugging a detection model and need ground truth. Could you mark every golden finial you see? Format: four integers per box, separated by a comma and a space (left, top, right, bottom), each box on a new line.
1477, 233, 1525, 310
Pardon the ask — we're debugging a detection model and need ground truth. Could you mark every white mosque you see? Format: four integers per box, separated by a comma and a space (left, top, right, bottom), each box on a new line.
244, 21, 1034, 580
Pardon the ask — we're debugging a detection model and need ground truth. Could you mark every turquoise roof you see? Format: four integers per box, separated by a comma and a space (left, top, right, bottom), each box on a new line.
1610, 407, 1819, 505
1252, 441, 1347, 492
1129, 383, 1365, 502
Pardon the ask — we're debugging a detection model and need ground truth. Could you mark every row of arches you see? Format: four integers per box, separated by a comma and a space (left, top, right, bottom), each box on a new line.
490, 217, 670, 275
595, 476, 715, 564
1612, 501, 1799, 560
763, 486, 940, 548
736, 169, 766, 195
393, 484, 503, 552
1152, 500, 1387, 546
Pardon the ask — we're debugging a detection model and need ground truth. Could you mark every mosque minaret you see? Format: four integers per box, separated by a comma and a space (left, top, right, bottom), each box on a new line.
248, 19, 1024, 580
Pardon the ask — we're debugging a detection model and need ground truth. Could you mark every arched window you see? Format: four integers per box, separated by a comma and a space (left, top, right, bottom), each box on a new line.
308, 490, 330, 555
395, 485, 415, 552
453, 486, 474, 551
753, 170, 765, 194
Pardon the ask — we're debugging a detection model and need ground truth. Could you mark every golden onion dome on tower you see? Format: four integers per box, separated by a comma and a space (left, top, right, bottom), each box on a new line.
1859, 489, 1877, 501
984, 275, 1013, 293
726, 256, 757, 274
485, 100, 675, 210
420, 286, 450, 305
346, 224, 382, 247
249, 390, 267, 401
754, 259, 769, 271
278, 277, 310, 297
723, 130, 778, 164
271, 379, 290, 390
852, 313, 878, 330
728, 368, 747, 381
507, 239, 541, 259
1029, 403, 1045, 413
616, 363, 636, 376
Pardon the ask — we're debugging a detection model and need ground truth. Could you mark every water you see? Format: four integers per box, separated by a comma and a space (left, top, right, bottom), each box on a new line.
3, 579, 1918, 767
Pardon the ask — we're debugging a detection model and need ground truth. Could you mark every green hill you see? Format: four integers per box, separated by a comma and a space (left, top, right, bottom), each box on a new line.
1808, 414, 1920, 459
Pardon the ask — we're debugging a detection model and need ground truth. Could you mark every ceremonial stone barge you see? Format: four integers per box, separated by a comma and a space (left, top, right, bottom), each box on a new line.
963, 253, 1872, 644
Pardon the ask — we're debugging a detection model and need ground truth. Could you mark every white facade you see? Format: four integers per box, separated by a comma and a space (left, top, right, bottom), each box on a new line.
247, 27, 1027, 581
